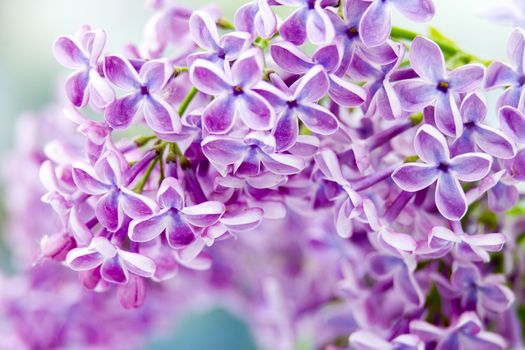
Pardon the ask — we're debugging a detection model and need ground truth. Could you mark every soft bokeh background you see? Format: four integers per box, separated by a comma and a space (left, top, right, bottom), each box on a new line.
0, 0, 514, 349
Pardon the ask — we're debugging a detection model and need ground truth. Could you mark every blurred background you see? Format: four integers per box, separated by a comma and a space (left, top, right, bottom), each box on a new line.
0, 0, 515, 349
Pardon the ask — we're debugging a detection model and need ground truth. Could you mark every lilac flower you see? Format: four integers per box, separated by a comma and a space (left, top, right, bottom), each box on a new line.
66, 236, 156, 284
104, 55, 181, 133
270, 42, 367, 107
234, 0, 277, 39
392, 125, 492, 221
328, 0, 398, 76
190, 48, 274, 133
395, 36, 485, 137
499, 105, 525, 143
254, 67, 338, 151
410, 312, 507, 350
276, 0, 336, 46
485, 29, 525, 110
350, 330, 423, 350
53, 26, 115, 108
188, 11, 251, 66
202, 132, 306, 177
366, 251, 424, 306
72, 151, 157, 231
360, 0, 435, 47
419, 226, 506, 263
451, 93, 516, 159
128, 177, 224, 248
435, 262, 514, 314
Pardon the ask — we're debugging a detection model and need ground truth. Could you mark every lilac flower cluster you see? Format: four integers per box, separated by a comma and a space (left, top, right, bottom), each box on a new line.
5, 0, 525, 348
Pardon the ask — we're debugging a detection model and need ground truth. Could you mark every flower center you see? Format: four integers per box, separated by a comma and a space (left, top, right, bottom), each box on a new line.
217, 49, 226, 60
140, 85, 149, 95
436, 80, 449, 93
437, 162, 449, 172
346, 27, 359, 39
287, 100, 299, 109
518, 75, 525, 86
307, 0, 315, 9
232, 85, 243, 96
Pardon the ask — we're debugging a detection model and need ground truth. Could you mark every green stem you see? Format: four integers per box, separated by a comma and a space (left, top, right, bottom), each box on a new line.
178, 87, 198, 116
172, 143, 191, 169
173, 66, 189, 77
216, 18, 235, 30
134, 157, 159, 193
390, 26, 491, 66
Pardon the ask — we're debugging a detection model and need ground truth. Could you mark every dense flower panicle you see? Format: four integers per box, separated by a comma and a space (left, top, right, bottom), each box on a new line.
4, 0, 525, 349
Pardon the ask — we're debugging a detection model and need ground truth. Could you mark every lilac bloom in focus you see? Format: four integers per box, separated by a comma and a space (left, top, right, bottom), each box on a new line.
270, 42, 366, 107
410, 312, 507, 350
392, 125, 492, 221
72, 152, 157, 231
360, 0, 435, 47
66, 236, 156, 284
129, 177, 225, 248
104, 55, 181, 133
53, 26, 115, 108
202, 132, 306, 177
276, 0, 336, 45
254, 67, 338, 151
395, 36, 485, 137
485, 29, 525, 110
188, 11, 251, 66
190, 49, 274, 133
235, 0, 277, 39
451, 93, 516, 159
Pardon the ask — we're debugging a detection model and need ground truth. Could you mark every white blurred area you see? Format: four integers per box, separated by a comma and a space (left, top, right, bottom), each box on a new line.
0, 0, 514, 148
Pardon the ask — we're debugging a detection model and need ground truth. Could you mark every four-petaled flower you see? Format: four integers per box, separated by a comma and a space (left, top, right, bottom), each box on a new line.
395, 36, 485, 137
129, 177, 225, 248
392, 125, 492, 221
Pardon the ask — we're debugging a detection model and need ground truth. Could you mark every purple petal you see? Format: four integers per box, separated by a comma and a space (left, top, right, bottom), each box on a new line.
394, 79, 437, 111
202, 95, 236, 134
189, 59, 230, 95
166, 213, 196, 248
280, 8, 308, 46
312, 44, 340, 72
436, 172, 467, 221
181, 201, 225, 226
410, 36, 446, 82
201, 135, 246, 166
117, 275, 147, 309
449, 153, 492, 182
359, 0, 391, 47
119, 250, 156, 278
451, 263, 480, 288
158, 177, 185, 209
394, 269, 423, 306
66, 247, 104, 271
120, 188, 156, 219
460, 93, 486, 124
367, 253, 400, 278
96, 190, 122, 231
349, 330, 392, 350
305, 7, 335, 45
479, 283, 514, 313
488, 182, 519, 212
220, 32, 251, 60
484, 61, 517, 89
273, 108, 299, 152
391, 163, 439, 191
499, 106, 525, 142
270, 42, 313, 74
104, 93, 143, 130
53, 36, 87, 69
508, 28, 525, 72
463, 234, 506, 252
72, 163, 110, 194
448, 64, 485, 93
254, 0, 278, 38
144, 96, 180, 133
189, 11, 220, 50
328, 75, 366, 107
297, 102, 338, 134
220, 208, 264, 231
414, 124, 450, 164
391, 0, 434, 21
101, 255, 128, 284
474, 124, 516, 159
261, 153, 305, 175
129, 212, 169, 242
232, 49, 263, 88
435, 93, 463, 137
381, 229, 417, 252
239, 92, 274, 130
140, 60, 170, 92
293, 65, 330, 102
104, 55, 141, 90
89, 70, 115, 108
234, 2, 257, 35
65, 71, 90, 107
